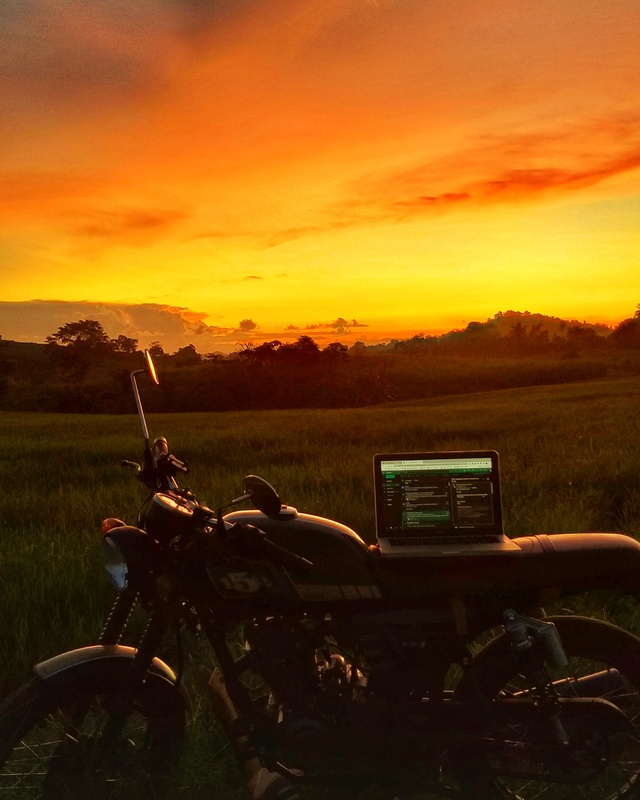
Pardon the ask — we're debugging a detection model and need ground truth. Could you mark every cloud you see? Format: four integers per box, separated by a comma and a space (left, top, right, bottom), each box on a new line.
395, 192, 471, 209
72, 208, 191, 240
297, 317, 369, 337
258, 113, 640, 247
237, 318, 258, 332
372, 113, 640, 218
330, 317, 368, 334
0, 300, 371, 353
0, 300, 234, 353
473, 151, 640, 201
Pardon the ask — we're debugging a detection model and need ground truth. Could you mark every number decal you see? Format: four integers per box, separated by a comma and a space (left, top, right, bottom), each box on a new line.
209, 567, 275, 596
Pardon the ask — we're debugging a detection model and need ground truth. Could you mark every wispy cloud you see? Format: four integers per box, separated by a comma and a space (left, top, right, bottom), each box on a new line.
258, 112, 640, 247
376, 114, 640, 216
299, 317, 368, 336
72, 208, 191, 241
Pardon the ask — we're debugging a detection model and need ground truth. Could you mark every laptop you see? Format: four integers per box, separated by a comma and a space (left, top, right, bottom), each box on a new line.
373, 450, 521, 556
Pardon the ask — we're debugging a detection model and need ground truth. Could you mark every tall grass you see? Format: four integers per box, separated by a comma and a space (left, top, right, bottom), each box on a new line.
2, 377, 640, 673
2, 376, 640, 791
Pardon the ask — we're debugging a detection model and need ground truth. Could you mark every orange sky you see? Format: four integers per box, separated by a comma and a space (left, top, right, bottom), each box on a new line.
1, 0, 640, 352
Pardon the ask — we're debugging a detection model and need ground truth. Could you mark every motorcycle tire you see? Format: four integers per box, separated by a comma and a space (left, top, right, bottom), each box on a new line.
453, 615, 640, 800
0, 661, 186, 800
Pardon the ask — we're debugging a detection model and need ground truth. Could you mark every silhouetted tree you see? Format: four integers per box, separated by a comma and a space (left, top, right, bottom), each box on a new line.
149, 341, 165, 357
111, 334, 138, 354
323, 341, 348, 359
507, 322, 527, 355
172, 344, 202, 365
565, 325, 601, 351
46, 319, 112, 381
526, 323, 551, 354
611, 316, 640, 349
278, 335, 321, 362
46, 319, 111, 352
240, 340, 282, 364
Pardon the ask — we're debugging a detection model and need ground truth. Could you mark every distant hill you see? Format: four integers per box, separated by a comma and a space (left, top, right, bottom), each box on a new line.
470, 310, 611, 338
364, 310, 616, 353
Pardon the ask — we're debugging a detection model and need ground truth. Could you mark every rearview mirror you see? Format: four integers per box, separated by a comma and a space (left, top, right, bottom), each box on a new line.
144, 349, 159, 385
243, 475, 282, 517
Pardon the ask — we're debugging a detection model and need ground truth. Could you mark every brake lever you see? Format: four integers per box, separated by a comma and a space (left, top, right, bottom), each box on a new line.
122, 458, 160, 489
155, 452, 190, 477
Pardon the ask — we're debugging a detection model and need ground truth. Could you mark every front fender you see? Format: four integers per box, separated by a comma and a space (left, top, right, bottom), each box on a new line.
0, 644, 188, 767
35, 644, 174, 682
33, 645, 189, 709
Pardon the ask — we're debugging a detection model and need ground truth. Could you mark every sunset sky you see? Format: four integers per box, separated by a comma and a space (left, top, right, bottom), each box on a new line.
2, 0, 640, 353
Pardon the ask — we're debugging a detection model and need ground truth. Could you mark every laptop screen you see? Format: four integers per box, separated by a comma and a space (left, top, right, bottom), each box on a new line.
373, 450, 503, 543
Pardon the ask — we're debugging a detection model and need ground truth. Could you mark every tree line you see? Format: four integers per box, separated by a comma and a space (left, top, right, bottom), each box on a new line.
1, 308, 639, 413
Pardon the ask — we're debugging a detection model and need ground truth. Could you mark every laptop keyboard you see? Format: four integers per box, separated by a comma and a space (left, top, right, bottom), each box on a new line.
389, 535, 502, 547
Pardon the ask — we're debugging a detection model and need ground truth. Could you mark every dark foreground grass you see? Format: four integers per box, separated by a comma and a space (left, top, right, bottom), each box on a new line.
2, 375, 640, 793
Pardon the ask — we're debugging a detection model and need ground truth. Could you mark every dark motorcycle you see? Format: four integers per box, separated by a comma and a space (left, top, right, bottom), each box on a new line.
2, 351, 640, 799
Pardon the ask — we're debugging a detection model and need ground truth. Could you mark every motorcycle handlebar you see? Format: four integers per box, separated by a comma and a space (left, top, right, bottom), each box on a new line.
124, 436, 187, 492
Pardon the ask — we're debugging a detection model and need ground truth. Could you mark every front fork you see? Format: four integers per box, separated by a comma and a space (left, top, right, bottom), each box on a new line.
99, 601, 168, 743
98, 589, 138, 646
503, 609, 570, 745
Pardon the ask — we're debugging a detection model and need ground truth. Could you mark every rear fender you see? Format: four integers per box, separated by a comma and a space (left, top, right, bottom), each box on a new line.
514, 533, 640, 600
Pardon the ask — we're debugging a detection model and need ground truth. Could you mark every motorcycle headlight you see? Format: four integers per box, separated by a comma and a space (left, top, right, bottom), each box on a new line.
102, 535, 129, 591
101, 526, 162, 592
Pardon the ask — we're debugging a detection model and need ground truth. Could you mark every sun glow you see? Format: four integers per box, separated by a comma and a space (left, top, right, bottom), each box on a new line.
1, 1, 640, 351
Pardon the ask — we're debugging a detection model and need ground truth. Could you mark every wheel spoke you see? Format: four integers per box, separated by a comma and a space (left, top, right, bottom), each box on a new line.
0, 674, 184, 799
454, 617, 640, 800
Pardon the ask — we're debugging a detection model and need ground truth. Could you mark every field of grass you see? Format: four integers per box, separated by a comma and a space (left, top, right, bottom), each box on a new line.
2, 375, 640, 793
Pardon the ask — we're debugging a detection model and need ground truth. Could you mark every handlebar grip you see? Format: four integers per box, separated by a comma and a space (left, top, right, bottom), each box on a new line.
153, 437, 169, 459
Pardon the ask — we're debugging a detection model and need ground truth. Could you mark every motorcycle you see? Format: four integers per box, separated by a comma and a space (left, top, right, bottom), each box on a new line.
2, 351, 640, 799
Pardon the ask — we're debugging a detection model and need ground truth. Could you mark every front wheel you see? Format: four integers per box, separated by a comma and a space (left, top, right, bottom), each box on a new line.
454, 615, 640, 800
0, 663, 185, 799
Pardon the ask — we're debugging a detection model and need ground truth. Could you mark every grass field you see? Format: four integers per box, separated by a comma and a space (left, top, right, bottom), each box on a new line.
2, 375, 640, 793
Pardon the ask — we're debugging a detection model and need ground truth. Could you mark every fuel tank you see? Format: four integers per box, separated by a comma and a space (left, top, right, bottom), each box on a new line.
224, 508, 382, 602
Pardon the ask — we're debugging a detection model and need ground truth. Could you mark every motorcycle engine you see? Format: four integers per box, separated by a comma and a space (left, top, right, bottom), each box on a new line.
243, 611, 471, 780
244, 617, 364, 724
